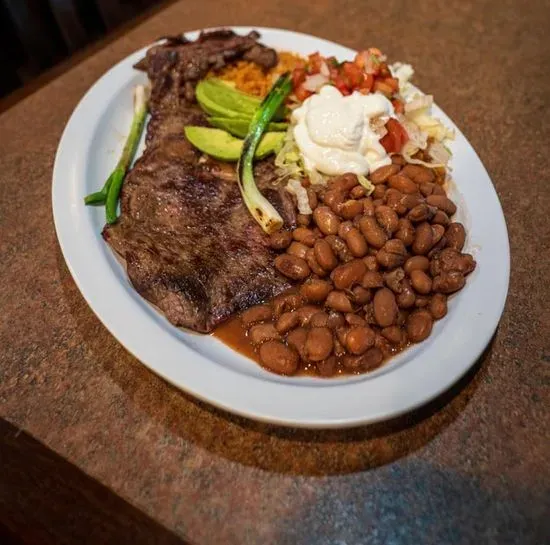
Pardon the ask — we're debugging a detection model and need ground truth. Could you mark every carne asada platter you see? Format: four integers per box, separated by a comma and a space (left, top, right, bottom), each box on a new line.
52, 27, 509, 428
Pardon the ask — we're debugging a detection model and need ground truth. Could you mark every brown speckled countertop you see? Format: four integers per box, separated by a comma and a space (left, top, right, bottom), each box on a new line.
1, 1, 549, 543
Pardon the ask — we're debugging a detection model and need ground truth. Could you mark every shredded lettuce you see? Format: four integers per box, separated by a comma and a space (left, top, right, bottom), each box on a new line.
286, 179, 312, 215
357, 175, 375, 195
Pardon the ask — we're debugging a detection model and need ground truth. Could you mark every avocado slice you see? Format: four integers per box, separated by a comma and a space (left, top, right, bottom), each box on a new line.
184, 126, 285, 162
208, 116, 288, 138
196, 79, 289, 121
195, 83, 244, 118
199, 79, 260, 116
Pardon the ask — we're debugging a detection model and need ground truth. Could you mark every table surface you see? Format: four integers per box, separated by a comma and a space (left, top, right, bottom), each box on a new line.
1, 0, 549, 543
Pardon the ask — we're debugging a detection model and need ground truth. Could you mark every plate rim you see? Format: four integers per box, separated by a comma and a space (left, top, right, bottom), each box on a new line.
52, 26, 510, 428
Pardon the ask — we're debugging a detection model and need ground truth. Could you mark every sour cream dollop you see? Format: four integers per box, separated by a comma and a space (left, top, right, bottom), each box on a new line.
292, 85, 395, 176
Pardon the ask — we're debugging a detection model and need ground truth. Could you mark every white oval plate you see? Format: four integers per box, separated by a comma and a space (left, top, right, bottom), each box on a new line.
52, 27, 509, 428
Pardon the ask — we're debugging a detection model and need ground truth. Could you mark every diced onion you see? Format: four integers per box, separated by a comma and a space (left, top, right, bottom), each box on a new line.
404, 94, 433, 114
303, 73, 329, 92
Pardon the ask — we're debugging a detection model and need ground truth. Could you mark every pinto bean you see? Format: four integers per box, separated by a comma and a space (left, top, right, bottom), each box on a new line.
338, 221, 354, 238
326, 291, 354, 313
343, 347, 384, 371
428, 236, 448, 258
323, 189, 346, 212
431, 224, 445, 246
396, 279, 416, 309
426, 195, 457, 216
373, 287, 398, 327
269, 230, 292, 250
362, 255, 379, 271
432, 210, 450, 226
401, 193, 424, 210
404, 255, 430, 275
307, 187, 318, 209
410, 269, 432, 294
275, 254, 311, 280
412, 222, 434, 255
408, 203, 433, 223
388, 174, 418, 194
273, 291, 304, 317
241, 304, 273, 327
313, 206, 341, 235
385, 188, 408, 215
414, 295, 430, 308
300, 279, 333, 303
391, 154, 406, 166
331, 259, 367, 290
446, 223, 466, 251
370, 163, 400, 184
406, 310, 433, 342
292, 227, 317, 246
310, 311, 329, 328
433, 271, 466, 293
345, 313, 367, 327
286, 327, 307, 359
305, 248, 328, 277
316, 355, 337, 377
297, 305, 323, 326
362, 197, 375, 216
342, 227, 368, 258
395, 218, 415, 246
401, 164, 435, 184
372, 184, 387, 200
351, 285, 372, 304
384, 267, 406, 293
327, 311, 346, 329
350, 185, 366, 199
259, 341, 299, 375
249, 323, 281, 344
275, 311, 300, 334
287, 241, 309, 260
338, 199, 363, 220
419, 182, 436, 197
325, 235, 354, 263
314, 239, 338, 271
376, 239, 407, 268
429, 293, 448, 319
305, 327, 334, 361
330, 172, 358, 192
375, 205, 399, 234
345, 326, 376, 354
358, 216, 388, 249
430, 248, 476, 276
296, 214, 311, 226
362, 270, 384, 288
381, 325, 404, 345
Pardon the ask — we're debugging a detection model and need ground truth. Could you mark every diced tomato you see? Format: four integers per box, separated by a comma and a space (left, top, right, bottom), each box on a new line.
381, 118, 409, 153
341, 62, 364, 88
378, 63, 391, 78
333, 75, 351, 95
291, 67, 306, 89
373, 79, 394, 98
359, 73, 374, 93
392, 99, 405, 114
307, 52, 324, 74
295, 84, 313, 102
383, 77, 399, 93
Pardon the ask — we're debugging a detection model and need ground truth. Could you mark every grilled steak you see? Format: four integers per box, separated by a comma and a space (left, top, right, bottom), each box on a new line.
103, 30, 294, 333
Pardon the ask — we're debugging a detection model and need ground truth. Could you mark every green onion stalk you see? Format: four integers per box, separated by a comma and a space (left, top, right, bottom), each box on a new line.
237, 73, 292, 234
84, 85, 149, 224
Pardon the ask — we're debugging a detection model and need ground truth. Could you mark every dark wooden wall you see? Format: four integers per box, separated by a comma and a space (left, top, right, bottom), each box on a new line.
0, 0, 166, 99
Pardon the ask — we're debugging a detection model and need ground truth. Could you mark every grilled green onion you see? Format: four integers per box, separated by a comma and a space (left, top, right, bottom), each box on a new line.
237, 73, 292, 234
84, 85, 149, 224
